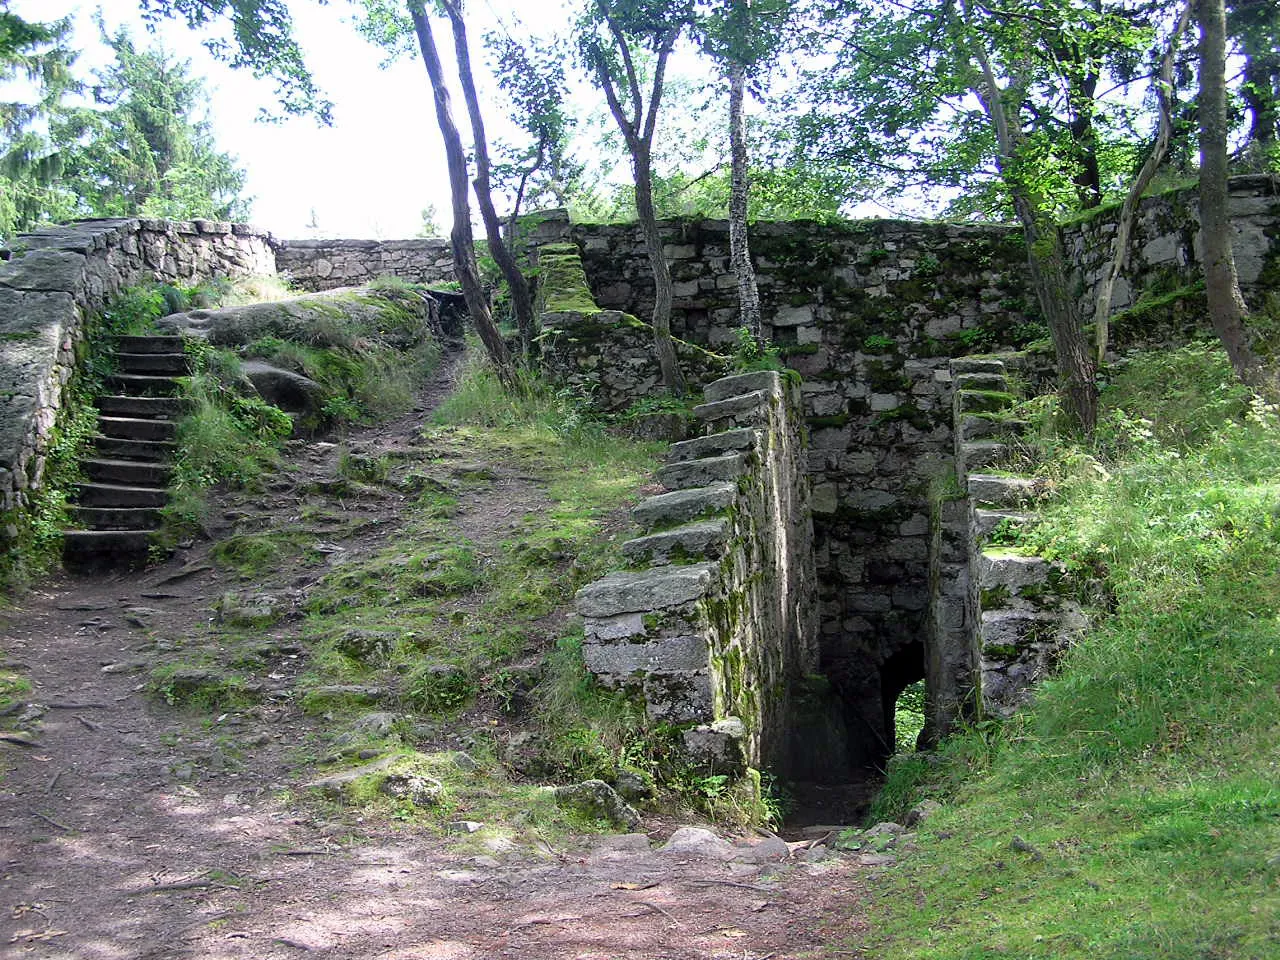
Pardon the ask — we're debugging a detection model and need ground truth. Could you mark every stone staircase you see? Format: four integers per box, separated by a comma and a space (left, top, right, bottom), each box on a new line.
575, 370, 819, 776
63, 335, 187, 572
949, 355, 1087, 718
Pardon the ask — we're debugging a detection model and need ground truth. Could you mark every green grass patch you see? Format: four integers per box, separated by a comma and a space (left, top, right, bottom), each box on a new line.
864, 342, 1280, 958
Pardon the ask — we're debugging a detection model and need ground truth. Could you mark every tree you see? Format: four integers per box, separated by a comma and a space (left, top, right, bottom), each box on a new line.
697, 0, 795, 340
0, 11, 248, 236
55, 23, 249, 221
579, 0, 693, 394
437, 0, 537, 358
403, 0, 515, 383
1229, 0, 1280, 166
790, 0, 1141, 429
1198, 0, 1266, 387
137, 0, 332, 122
959, 0, 1098, 431
1094, 0, 1193, 363
0, 6, 78, 238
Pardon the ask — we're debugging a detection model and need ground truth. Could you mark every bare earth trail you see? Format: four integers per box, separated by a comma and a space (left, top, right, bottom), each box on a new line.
1, 355, 875, 960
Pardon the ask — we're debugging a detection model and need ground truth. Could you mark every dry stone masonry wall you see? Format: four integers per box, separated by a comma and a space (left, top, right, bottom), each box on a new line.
535, 175, 1279, 773
575, 370, 819, 777
1066, 174, 1280, 343
0, 218, 274, 541
274, 238, 455, 291
532, 242, 729, 412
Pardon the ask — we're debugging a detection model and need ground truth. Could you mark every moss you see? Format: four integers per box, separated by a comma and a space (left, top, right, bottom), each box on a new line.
982, 642, 1022, 661
807, 413, 852, 430
866, 358, 911, 393
957, 389, 1016, 414
875, 401, 933, 431
980, 585, 1011, 608
536, 244, 601, 315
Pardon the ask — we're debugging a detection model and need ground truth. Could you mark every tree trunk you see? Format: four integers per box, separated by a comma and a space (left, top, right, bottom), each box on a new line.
1018, 200, 1099, 432
1095, 0, 1192, 364
967, 19, 1098, 432
589, 18, 686, 395
442, 1, 538, 359
1198, 0, 1265, 387
408, 0, 513, 383
728, 59, 762, 339
633, 141, 686, 393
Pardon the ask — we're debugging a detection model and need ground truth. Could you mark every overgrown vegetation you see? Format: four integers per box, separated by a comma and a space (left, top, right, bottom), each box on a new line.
863, 340, 1280, 958
0, 281, 227, 595
160, 281, 443, 543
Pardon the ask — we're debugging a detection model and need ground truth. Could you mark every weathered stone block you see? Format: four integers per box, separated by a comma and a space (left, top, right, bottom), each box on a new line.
583, 634, 708, 675
575, 563, 716, 618
632, 482, 736, 529
622, 519, 730, 565
658, 453, 746, 490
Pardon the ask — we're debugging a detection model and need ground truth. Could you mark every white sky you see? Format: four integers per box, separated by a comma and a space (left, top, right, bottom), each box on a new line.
8, 0, 588, 240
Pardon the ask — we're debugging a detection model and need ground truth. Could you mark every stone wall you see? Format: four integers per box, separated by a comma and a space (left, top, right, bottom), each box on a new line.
533, 176, 1280, 770
1066, 174, 1280, 335
0, 218, 275, 540
274, 238, 454, 291
534, 211, 1044, 769
533, 242, 729, 412
575, 370, 820, 777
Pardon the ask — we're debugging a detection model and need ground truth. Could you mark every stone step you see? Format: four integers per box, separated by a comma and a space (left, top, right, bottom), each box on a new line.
576, 563, 716, 618
951, 356, 1007, 375
98, 415, 176, 442
958, 415, 1029, 443
117, 352, 188, 376
955, 389, 1015, 415
63, 530, 156, 573
583, 634, 708, 678
702, 370, 781, 404
622, 518, 730, 566
979, 607, 1072, 650
116, 335, 185, 354
97, 395, 184, 419
953, 371, 1008, 392
959, 440, 1010, 473
973, 509, 1037, 544
658, 453, 746, 491
106, 373, 180, 396
967, 473, 1040, 508
632, 482, 737, 531
74, 482, 168, 508
693, 390, 769, 426
669, 428, 757, 463
976, 550, 1054, 592
92, 436, 176, 462
71, 506, 163, 530
83, 458, 172, 487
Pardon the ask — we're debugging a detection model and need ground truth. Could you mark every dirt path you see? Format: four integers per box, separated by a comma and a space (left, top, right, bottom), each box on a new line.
0, 354, 876, 960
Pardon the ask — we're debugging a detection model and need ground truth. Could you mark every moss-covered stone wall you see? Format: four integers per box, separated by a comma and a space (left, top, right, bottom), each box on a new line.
0, 218, 275, 548
574, 370, 821, 778
534, 174, 1280, 772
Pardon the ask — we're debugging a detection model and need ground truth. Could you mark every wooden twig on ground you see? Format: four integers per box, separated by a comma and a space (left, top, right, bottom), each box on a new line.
29, 809, 72, 832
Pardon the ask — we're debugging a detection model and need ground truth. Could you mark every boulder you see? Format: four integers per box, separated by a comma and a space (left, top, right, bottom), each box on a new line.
552, 779, 641, 830
239, 360, 325, 419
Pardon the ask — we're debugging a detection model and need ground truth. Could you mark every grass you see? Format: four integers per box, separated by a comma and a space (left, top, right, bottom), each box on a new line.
862, 341, 1280, 959
160, 282, 444, 543
278, 352, 775, 828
